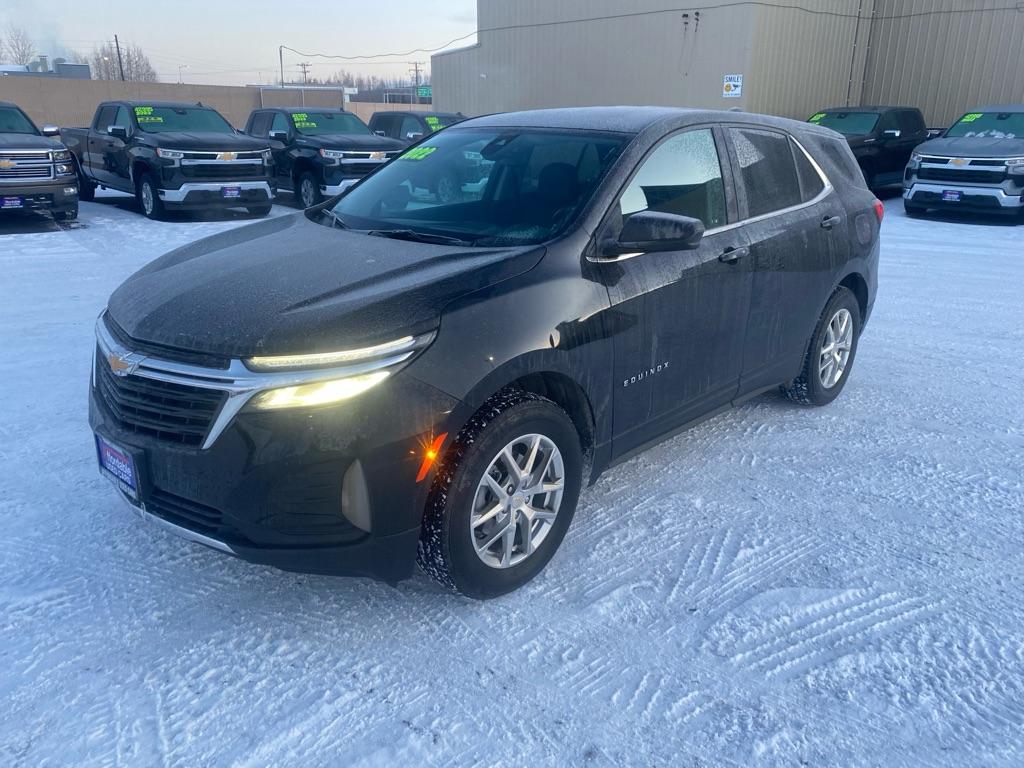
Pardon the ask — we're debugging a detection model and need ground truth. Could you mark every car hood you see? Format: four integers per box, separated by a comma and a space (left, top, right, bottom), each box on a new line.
302, 134, 406, 152
136, 131, 271, 151
106, 212, 544, 359
914, 136, 1024, 158
0, 132, 64, 151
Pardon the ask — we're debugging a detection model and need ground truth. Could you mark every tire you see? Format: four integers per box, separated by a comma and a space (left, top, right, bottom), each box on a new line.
781, 286, 861, 407
904, 200, 927, 218
76, 161, 95, 202
246, 204, 272, 217
435, 172, 460, 204
55, 205, 78, 222
418, 389, 583, 599
136, 172, 164, 220
297, 171, 320, 208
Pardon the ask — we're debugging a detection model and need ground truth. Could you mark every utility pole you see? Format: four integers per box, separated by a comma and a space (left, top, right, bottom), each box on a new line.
410, 61, 422, 103
114, 34, 126, 81
299, 62, 311, 84
279, 45, 284, 86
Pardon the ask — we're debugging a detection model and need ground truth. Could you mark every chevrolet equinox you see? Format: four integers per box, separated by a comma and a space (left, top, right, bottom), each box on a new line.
91, 107, 880, 598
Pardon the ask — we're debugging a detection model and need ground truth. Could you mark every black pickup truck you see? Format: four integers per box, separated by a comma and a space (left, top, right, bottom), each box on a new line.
368, 111, 465, 144
62, 101, 276, 219
0, 101, 79, 221
808, 106, 928, 189
244, 108, 404, 208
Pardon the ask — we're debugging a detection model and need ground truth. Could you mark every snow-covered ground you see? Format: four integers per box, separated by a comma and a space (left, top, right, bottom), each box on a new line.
2, 191, 1023, 767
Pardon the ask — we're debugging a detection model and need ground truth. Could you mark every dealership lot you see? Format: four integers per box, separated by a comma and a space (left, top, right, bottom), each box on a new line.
2, 195, 1023, 766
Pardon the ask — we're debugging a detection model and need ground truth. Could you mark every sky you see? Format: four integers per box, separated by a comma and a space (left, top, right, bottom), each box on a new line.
0, 0, 477, 85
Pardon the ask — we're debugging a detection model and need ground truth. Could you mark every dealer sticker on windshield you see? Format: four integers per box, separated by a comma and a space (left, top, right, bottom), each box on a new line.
96, 435, 138, 499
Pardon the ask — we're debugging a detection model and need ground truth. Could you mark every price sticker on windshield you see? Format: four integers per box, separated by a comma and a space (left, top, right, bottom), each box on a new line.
959, 113, 983, 123
425, 116, 443, 132
134, 106, 163, 123
809, 113, 826, 123
400, 147, 437, 161
292, 113, 317, 129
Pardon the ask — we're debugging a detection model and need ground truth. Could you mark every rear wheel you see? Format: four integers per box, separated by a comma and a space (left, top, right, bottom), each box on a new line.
418, 389, 583, 599
781, 287, 861, 407
297, 171, 320, 208
136, 172, 164, 220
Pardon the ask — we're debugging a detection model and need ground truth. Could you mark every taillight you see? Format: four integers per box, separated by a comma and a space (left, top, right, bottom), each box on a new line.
873, 199, 884, 222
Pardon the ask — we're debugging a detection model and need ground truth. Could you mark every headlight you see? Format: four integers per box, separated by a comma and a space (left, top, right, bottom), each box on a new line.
1007, 157, 1024, 175
51, 150, 70, 162
156, 148, 185, 160
245, 335, 424, 372
248, 371, 390, 411
320, 148, 345, 160
55, 163, 74, 176
908, 151, 923, 168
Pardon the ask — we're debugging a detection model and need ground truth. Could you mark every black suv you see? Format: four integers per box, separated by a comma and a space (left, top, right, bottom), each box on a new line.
808, 106, 928, 189
0, 101, 79, 221
245, 108, 404, 208
903, 105, 1024, 218
368, 111, 465, 144
90, 107, 879, 598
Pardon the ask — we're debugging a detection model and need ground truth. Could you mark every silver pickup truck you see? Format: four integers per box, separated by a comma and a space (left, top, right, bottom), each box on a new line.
903, 104, 1024, 219
0, 101, 78, 221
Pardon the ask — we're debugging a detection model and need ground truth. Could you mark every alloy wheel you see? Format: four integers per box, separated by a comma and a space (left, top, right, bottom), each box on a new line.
301, 178, 317, 208
141, 182, 155, 215
819, 307, 853, 389
470, 433, 565, 569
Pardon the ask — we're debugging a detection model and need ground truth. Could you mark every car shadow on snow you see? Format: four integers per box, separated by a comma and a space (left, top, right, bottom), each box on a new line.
0, 210, 65, 234
87, 191, 275, 223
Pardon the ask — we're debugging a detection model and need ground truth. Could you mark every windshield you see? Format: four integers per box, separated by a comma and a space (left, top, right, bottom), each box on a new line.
329, 128, 629, 247
808, 111, 880, 135
945, 111, 1024, 139
133, 106, 234, 133
0, 106, 38, 135
291, 111, 370, 136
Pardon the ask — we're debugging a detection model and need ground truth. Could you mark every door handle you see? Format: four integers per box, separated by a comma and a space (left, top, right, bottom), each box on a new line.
820, 215, 841, 230
718, 246, 749, 264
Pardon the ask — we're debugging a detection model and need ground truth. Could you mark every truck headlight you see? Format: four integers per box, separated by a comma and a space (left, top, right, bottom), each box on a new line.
51, 150, 71, 162
248, 371, 390, 410
908, 151, 923, 169
320, 148, 345, 161
1007, 158, 1024, 175
55, 163, 74, 176
156, 148, 185, 160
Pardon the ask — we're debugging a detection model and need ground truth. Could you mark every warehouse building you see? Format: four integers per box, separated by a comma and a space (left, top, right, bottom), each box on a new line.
432, 0, 1024, 127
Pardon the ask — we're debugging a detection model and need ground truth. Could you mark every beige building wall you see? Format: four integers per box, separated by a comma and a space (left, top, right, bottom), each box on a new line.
0, 77, 426, 130
862, 0, 1024, 126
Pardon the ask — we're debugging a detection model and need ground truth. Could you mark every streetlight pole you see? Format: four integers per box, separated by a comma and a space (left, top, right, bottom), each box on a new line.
178, 64, 188, 84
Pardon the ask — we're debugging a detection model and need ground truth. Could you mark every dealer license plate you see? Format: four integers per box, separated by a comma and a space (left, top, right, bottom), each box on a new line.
942, 190, 962, 202
221, 186, 241, 199
96, 434, 138, 500
1, 196, 24, 209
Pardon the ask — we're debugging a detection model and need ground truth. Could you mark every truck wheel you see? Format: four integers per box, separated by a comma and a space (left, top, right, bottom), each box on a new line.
418, 389, 583, 599
435, 172, 460, 203
781, 286, 861, 407
76, 161, 95, 202
246, 205, 272, 217
136, 172, 165, 220
55, 205, 78, 222
298, 172, 320, 208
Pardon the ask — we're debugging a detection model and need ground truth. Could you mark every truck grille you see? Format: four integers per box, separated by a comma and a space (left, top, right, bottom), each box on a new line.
918, 168, 1006, 184
0, 166, 53, 180
343, 162, 386, 176
0, 151, 50, 161
147, 488, 224, 535
181, 163, 264, 180
95, 351, 226, 446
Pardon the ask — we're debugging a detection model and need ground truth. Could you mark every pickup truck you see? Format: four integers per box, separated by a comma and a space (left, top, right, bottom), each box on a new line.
62, 101, 276, 219
808, 106, 928, 189
244, 108, 404, 208
903, 104, 1024, 219
0, 100, 79, 221
368, 111, 465, 144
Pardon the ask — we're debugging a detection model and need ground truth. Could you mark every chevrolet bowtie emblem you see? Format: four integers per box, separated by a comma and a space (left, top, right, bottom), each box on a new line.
951, 157, 968, 166
369, 152, 386, 161
216, 151, 238, 161
0, 160, 15, 170
107, 351, 142, 377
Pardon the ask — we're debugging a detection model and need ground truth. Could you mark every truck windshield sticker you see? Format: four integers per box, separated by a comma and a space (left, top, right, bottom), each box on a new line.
291, 113, 317, 129
809, 113, 826, 123
400, 146, 437, 161
133, 106, 164, 124
425, 116, 443, 132
959, 113, 983, 123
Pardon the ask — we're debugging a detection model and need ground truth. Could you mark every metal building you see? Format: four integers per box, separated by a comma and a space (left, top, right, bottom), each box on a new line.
432, 0, 1024, 127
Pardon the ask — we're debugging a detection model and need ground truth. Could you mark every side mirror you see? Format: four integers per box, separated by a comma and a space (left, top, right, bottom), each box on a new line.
602, 211, 705, 258
107, 125, 128, 141
406, 131, 424, 141
41, 125, 60, 137
882, 129, 901, 139
269, 130, 289, 141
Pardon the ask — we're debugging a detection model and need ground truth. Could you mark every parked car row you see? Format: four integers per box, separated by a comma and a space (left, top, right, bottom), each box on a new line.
0, 99, 467, 224
807, 103, 1024, 219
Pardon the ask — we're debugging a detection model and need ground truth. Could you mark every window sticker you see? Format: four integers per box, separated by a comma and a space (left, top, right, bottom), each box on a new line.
959, 113, 983, 123
425, 116, 442, 131
809, 113, 826, 123
400, 146, 437, 161
134, 106, 163, 123
291, 112, 317, 129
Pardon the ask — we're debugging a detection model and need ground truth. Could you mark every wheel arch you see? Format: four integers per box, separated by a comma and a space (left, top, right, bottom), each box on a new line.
838, 271, 869, 324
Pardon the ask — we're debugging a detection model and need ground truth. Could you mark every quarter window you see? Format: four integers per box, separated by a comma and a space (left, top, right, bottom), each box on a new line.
729, 128, 803, 218
792, 139, 825, 202
619, 128, 727, 229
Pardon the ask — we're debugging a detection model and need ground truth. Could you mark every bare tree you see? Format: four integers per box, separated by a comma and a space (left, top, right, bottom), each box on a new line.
4, 26, 36, 65
90, 42, 158, 82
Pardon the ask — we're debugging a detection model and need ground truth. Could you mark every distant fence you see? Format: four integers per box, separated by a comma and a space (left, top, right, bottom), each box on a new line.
0, 76, 428, 130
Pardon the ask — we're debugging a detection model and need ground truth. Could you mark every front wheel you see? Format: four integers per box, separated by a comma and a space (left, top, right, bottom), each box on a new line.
136, 172, 164, 220
418, 390, 583, 599
297, 171, 321, 208
76, 162, 96, 202
781, 286, 861, 407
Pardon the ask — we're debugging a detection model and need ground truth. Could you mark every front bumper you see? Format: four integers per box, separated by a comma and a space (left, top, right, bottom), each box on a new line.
89, 322, 465, 582
158, 181, 274, 209
0, 179, 78, 213
903, 181, 1023, 212
320, 178, 360, 197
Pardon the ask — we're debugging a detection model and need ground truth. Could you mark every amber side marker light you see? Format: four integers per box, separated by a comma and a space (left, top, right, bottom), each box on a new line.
416, 433, 448, 483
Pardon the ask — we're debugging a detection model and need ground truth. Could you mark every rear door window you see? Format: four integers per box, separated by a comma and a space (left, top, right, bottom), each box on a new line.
619, 128, 727, 229
728, 128, 803, 218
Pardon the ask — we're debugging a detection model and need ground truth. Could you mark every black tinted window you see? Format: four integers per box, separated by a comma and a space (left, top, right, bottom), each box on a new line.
249, 112, 272, 136
792, 139, 824, 201
730, 128, 802, 218
620, 128, 727, 229
898, 110, 923, 134
95, 106, 117, 130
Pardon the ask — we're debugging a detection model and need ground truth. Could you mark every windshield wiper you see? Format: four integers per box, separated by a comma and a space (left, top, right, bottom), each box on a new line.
365, 229, 475, 246
321, 209, 349, 229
